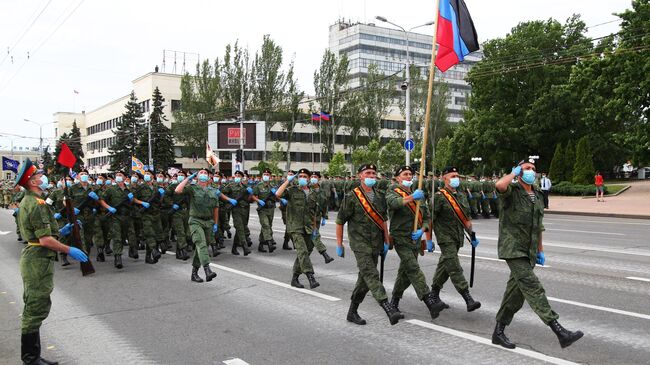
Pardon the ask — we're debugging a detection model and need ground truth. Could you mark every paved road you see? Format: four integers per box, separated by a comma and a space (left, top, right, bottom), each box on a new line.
1, 208, 649, 365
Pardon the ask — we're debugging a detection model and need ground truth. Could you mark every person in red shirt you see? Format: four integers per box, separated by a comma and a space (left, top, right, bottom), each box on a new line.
594, 171, 604, 202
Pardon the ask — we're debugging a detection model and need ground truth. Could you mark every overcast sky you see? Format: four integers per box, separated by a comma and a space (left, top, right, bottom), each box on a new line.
0, 0, 633, 150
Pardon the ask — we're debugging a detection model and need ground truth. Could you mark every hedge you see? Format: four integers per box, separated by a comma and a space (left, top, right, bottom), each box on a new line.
550, 181, 608, 196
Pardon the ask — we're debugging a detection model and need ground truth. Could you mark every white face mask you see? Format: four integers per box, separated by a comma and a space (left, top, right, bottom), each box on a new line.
402, 180, 413, 188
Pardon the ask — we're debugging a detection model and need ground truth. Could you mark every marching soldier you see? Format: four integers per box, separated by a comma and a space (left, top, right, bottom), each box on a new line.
278, 170, 294, 250
70, 169, 102, 254
431, 167, 481, 316
386, 166, 444, 320
275, 168, 320, 289
309, 171, 334, 263
335, 164, 402, 326
169, 172, 191, 260
480, 177, 493, 218
252, 168, 277, 253
135, 170, 166, 264
492, 160, 583, 349
221, 171, 252, 256
15, 159, 88, 365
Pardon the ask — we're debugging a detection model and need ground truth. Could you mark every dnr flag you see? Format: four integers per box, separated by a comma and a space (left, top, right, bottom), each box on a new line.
131, 156, 146, 175
435, 0, 479, 72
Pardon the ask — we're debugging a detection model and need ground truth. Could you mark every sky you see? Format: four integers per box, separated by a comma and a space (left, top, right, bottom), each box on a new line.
0, 0, 634, 150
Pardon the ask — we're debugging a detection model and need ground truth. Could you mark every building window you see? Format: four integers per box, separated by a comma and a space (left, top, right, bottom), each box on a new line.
171, 99, 181, 111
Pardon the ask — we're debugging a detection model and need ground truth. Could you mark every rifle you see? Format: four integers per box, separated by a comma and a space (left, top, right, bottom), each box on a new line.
256, 188, 278, 211
470, 231, 477, 288
136, 187, 162, 213
63, 184, 95, 276
104, 195, 132, 217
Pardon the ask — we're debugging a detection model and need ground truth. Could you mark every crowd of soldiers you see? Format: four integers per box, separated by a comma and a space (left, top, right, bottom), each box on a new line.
9, 158, 584, 365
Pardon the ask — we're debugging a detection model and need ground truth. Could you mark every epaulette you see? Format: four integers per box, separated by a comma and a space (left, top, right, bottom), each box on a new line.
36, 198, 46, 205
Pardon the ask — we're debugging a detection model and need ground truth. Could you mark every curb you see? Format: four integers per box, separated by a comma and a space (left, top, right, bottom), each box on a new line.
579, 185, 631, 199
545, 210, 650, 220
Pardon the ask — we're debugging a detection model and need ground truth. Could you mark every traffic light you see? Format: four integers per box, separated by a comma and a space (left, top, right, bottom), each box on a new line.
235, 149, 243, 162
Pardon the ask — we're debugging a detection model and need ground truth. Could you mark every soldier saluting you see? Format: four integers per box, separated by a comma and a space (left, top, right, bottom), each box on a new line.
15, 158, 88, 365
492, 160, 583, 349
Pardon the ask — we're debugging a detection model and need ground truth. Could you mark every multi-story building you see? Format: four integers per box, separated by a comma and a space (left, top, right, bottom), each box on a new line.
0, 149, 40, 180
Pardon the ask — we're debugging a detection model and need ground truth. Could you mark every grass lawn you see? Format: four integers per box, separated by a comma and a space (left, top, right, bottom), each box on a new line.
606, 184, 627, 195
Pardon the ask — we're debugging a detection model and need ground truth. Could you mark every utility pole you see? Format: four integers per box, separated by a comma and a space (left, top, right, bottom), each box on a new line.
239, 82, 245, 171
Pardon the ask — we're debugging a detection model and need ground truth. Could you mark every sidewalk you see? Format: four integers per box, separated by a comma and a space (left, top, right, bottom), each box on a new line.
545, 180, 650, 219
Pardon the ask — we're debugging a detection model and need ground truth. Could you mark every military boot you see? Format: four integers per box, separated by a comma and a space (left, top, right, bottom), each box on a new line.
246, 236, 253, 247
138, 241, 146, 250
60, 253, 70, 266
231, 245, 240, 255
290, 273, 304, 288
191, 267, 203, 283
390, 296, 402, 314
104, 244, 113, 255
258, 241, 267, 253
128, 246, 136, 259
243, 244, 251, 256
211, 243, 221, 257
158, 241, 167, 255
423, 292, 446, 320
379, 299, 402, 325
549, 320, 584, 348
96, 247, 105, 262
179, 248, 189, 261
151, 246, 162, 263
226, 229, 232, 238
432, 285, 449, 309
282, 235, 292, 250
175, 247, 182, 259
491, 321, 516, 349
145, 247, 155, 264
17, 234, 23, 242
267, 240, 276, 253
217, 237, 226, 249
321, 251, 334, 264
114, 255, 123, 269
204, 265, 217, 282
460, 290, 481, 312
346, 302, 367, 325
22, 331, 59, 365
306, 272, 320, 289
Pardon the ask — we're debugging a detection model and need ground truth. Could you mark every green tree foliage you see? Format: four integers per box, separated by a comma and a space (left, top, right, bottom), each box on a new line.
564, 141, 575, 183
136, 87, 175, 171
351, 139, 381, 171
41, 145, 54, 174
314, 50, 349, 157
378, 139, 405, 175
280, 59, 303, 171
63, 121, 85, 171
359, 64, 393, 141
572, 136, 595, 184
548, 143, 565, 182
109, 91, 143, 172
324, 151, 347, 177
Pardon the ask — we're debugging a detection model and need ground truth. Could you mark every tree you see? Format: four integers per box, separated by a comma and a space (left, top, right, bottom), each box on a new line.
434, 136, 453, 173
340, 92, 364, 158
378, 139, 405, 175
351, 139, 381, 171
313, 50, 349, 158
324, 151, 347, 177
136, 87, 175, 171
280, 59, 303, 171
222, 41, 254, 118
564, 141, 575, 183
41, 145, 54, 174
269, 141, 284, 174
548, 143, 565, 182
67, 121, 84, 171
109, 91, 144, 172
573, 136, 595, 184
359, 64, 393, 141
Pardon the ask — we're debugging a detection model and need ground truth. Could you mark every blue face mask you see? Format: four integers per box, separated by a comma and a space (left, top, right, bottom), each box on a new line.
115, 176, 123, 183
402, 180, 413, 188
213, 176, 219, 182
198, 174, 209, 182
57, 181, 63, 188
157, 177, 164, 183
521, 170, 536, 185
310, 177, 318, 185
65, 181, 72, 187
449, 177, 460, 188
106, 180, 112, 186
262, 175, 270, 182
144, 175, 152, 182
234, 177, 241, 183
298, 177, 308, 187
80, 175, 89, 182
221, 178, 227, 183
364, 178, 376, 187
96, 179, 103, 185
131, 177, 138, 183
176, 176, 184, 182
39, 175, 49, 190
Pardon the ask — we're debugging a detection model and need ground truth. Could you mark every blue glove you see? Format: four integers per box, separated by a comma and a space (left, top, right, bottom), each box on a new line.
127, 192, 134, 201
214, 189, 221, 198
412, 189, 425, 201
411, 229, 423, 241
158, 188, 165, 196
336, 246, 345, 258
188, 172, 197, 180
68, 247, 88, 262
76, 219, 83, 229
141, 202, 150, 209
511, 165, 522, 176
287, 175, 296, 182
229, 198, 237, 206
470, 232, 480, 248
88, 191, 99, 201
321, 218, 326, 226
257, 200, 266, 207
536, 252, 545, 266
74, 207, 80, 215
426, 239, 434, 252
271, 188, 277, 194
14, 207, 19, 214
312, 230, 318, 239
59, 223, 73, 237
172, 204, 180, 211
280, 198, 288, 206
212, 223, 219, 233
246, 187, 253, 194
468, 194, 473, 200
383, 242, 390, 256
107, 206, 117, 214
53, 213, 62, 220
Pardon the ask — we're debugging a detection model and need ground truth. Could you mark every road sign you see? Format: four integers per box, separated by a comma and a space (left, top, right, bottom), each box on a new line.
404, 139, 415, 152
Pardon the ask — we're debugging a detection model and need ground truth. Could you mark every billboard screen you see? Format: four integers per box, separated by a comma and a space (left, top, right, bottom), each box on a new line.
208, 121, 265, 150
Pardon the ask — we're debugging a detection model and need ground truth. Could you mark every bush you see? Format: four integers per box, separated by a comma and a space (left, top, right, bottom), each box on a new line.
573, 136, 595, 184
551, 181, 608, 196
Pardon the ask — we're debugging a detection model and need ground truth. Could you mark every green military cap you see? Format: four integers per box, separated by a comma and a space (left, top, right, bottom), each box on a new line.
311, 171, 321, 178
234, 170, 244, 177
297, 168, 311, 176
15, 158, 39, 188
442, 166, 458, 175
394, 165, 413, 177
357, 164, 377, 173
262, 168, 272, 174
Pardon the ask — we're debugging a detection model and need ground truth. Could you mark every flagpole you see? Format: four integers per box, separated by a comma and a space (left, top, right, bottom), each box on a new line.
311, 115, 315, 170
413, 0, 441, 231
319, 117, 323, 170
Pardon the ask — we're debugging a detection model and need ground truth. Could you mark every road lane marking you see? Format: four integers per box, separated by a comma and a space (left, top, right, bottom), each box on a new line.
546, 228, 624, 236
477, 235, 650, 257
209, 263, 342, 302
406, 319, 579, 365
626, 276, 650, 282
548, 297, 650, 321
544, 218, 650, 226
223, 358, 250, 365
0, 231, 11, 235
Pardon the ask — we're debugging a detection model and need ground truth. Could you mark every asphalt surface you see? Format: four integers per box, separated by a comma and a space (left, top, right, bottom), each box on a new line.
1, 207, 649, 365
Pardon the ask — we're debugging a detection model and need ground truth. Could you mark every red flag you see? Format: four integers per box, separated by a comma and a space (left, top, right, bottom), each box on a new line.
57, 143, 77, 168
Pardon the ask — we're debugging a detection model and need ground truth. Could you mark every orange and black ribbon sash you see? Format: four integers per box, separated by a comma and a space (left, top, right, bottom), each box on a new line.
393, 186, 423, 228
352, 186, 386, 232
439, 187, 471, 228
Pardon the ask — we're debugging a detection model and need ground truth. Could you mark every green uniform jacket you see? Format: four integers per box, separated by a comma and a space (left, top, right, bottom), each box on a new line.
253, 182, 277, 209
312, 187, 329, 220
18, 190, 59, 258
222, 182, 252, 209
102, 185, 133, 215
181, 185, 219, 219
497, 183, 545, 265
135, 184, 163, 212
70, 184, 97, 214
432, 189, 471, 245
386, 185, 430, 240
336, 187, 387, 252
281, 185, 318, 235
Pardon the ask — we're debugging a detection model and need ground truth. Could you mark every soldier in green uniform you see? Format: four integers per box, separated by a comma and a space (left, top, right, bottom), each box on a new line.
275, 168, 320, 289
175, 169, 220, 283
216, 173, 232, 247
97, 174, 113, 256
492, 160, 583, 349
335, 164, 402, 326
15, 159, 88, 365
159, 172, 174, 250
168, 172, 190, 260
386, 166, 444, 320
135, 170, 166, 264
465, 177, 481, 218
221, 171, 253, 256
69, 169, 102, 254
12, 185, 26, 241
309, 171, 334, 264
278, 170, 294, 250
252, 168, 277, 253
489, 176, 500, 218
431, 167, 482, 316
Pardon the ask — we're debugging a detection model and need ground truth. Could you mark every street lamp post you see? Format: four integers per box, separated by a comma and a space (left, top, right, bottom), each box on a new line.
23, 119, 53, 161
375, 16, 434, 166
146, 103, 167, 171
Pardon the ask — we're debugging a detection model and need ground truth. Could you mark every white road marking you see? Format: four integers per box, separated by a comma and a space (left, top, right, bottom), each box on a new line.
0, 231, 11, 235
548, 297, 650, 321
223, 358, 250, 365
210, 263, 342, 302
544, 218, 650, 226
626, 276, 650, 282
478, 235, 650, 257
406, 319, 579, 365
546, 228, 624, 236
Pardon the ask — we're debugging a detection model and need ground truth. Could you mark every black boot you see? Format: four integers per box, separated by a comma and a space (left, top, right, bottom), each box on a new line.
267, 240, 276, 253
390, 296, 402, 314
17, 234, 23, 242
461, 290, 481, 312
379, 299, 402, 325
22, 331, 59, 365
191, 267, 204, 283
491, 321, 516, 349
96, 247, 105, 262
306, 272, 320, 289
258, 241, 267, 252
432, 285, 449, 309
211, 243, 221, 257
60, 253, 70, 267
346, 302, 367, 325
423, 292, 446, 320
151, 247, 161, 263
243, 244, 251, 256
128, 246, 136, 259
104, 244, 113, 255
226, 229, 232, 238
175, 247, 182, 259
204, 265, 217, 282
291, 273, 304, 288
246, 236, 253, 247
179, 248, 189, 261
321, 251, 334, 264
231, 245, 240, 255
217, 237, 226, 249
282, 236, 292, 250
549, 320, 584, 348
114, 254, 123, 269
145, 247, 155, 264
159, 241, 167, 255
